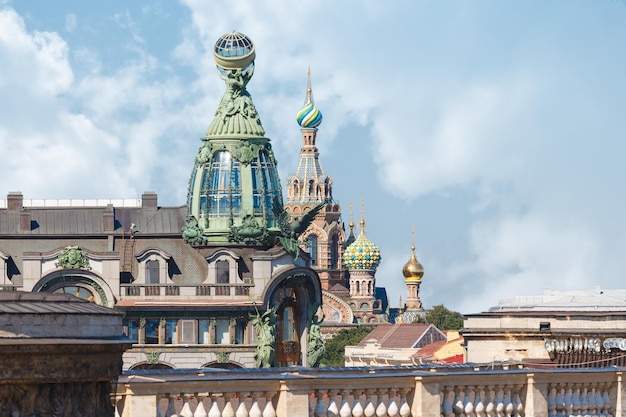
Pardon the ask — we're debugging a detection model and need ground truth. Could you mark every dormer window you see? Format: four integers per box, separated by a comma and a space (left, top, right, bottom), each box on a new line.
206, 249, 241, 284
216, 260, 230, 284
146, 260, 160, 284
136, 248, 172, 284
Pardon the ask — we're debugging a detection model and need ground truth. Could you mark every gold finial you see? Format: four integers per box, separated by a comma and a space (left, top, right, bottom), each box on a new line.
349, 201, 354, 229
397, 296, 404, 323
411, 225, 416, 252
306, 66, 313, 104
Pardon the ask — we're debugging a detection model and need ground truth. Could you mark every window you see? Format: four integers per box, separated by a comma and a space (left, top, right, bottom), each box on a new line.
235, 319, 248, 344
307, 235, 318, 266
199, 320, 210, 344
330, 235, 338, 269
127, 320, 139, 343
360, 302, 370, 310
180, 320, 197, 344
216, 260, 229, 284
164, 320, 177, 344
136, 249, 172, 285
201, 151, 241, 218
146, 260, 160, 284
251, 151, 281, 215
216, 319, 230, 344
53, 285, 96, 302
145, 319, 159, 344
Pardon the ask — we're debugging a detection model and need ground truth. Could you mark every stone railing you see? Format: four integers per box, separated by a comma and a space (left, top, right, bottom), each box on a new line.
113, 365, 624, 417
120, 283, 253, 298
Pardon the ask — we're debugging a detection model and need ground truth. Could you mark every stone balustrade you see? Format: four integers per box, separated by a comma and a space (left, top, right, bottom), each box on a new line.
113, 365, 624, 417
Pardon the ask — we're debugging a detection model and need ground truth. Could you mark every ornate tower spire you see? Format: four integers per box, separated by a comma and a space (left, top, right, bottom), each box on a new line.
285, 70, 346, 290
402, 226, 424, 312
287, 69, 330, 205
184, 32, 283, 245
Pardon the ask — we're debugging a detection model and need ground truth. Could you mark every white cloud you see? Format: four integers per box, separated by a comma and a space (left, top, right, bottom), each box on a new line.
0, 9, 73, 95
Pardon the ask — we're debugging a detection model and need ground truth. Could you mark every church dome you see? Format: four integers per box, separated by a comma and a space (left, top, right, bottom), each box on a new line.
343, 220, 381, 271
402, 245, 424, 282
213, 32, 256, 70
296, 101, 323, 128
296, 68, 323, 128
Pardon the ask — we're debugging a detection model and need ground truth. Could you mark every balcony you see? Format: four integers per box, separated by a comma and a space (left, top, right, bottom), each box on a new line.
120, 283, 253, 299
113, 364, 623, 417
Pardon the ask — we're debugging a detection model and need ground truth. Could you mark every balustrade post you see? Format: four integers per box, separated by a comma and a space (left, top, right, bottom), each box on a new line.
525, 373, 548, 417
410, 376, 438, 417
275, 383, 308, 417
120, 392, 158, 417
615, 372, 623, 417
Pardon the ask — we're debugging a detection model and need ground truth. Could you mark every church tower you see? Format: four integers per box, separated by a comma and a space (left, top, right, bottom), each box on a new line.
285, 70, 346, 290
401, 227, 425, 322
343, 205, 383, 323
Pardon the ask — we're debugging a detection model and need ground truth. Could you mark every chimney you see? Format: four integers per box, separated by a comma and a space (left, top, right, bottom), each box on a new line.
19, 210, 31, 232
7, 192, 23, 211
103, 204, 115, 231
141, 192, 158, 211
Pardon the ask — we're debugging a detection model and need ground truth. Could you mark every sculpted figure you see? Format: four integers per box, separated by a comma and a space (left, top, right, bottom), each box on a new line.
250, 306, 276, 368
306, 303, 325, 367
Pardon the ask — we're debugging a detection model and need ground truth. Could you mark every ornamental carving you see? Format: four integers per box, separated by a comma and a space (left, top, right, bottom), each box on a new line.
145, 350, 161, 364
182, 215, 207, 246
56, 246, 90, 270
216, 351, 231, 363
229, 214, 271, 245
207, 68, 265, 137
234, 140, 260, 166
195, 142, 213, 164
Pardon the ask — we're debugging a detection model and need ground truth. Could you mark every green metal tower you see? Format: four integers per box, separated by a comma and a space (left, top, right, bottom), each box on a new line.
184, 32, 283, 245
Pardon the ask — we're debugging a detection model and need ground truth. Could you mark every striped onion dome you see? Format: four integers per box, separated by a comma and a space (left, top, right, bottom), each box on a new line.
296, 100, 323, 128
343, 220, 381, 271
296, 69, 323, 128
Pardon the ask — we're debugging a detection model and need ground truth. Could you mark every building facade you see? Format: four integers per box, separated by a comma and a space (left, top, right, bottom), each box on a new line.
0, 32, 324, 370
463, 287, 626, 367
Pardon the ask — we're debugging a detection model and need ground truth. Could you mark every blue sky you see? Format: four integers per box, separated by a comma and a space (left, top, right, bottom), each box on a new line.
1, 1, 625, 314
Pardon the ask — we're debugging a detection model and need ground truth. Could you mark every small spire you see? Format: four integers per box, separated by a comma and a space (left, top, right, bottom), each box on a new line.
349, 201, 354, 229
306, 66, 313, 104
359, 199, 365, 234
411, 225, 416, 252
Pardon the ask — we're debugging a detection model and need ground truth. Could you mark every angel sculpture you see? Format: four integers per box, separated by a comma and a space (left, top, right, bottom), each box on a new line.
271, 196, 325, 260
306, 303, 325, 367
250, 306, 277, 368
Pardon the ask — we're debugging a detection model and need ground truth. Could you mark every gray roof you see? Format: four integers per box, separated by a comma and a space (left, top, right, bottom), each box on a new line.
0, 291, 120, 315
0, 205, 186, 235
488, 287, 626, 312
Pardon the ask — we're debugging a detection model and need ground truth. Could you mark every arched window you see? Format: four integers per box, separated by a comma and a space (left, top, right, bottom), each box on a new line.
360, 302, 369, 310
251, 150, 281, 215
307, 235, 318, 266
216, 260, 229, 284
146, 260, 160, 284
330, 235, 338, 269
201, 151, 241, 218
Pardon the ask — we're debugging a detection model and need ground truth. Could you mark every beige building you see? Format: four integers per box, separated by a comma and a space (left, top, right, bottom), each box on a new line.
463, 287, 626, 367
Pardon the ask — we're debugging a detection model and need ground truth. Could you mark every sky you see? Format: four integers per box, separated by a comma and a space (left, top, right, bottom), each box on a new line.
1, 1, 625, 315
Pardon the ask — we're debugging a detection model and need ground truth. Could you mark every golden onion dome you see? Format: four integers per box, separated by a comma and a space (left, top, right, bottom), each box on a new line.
402, 245, 424, 282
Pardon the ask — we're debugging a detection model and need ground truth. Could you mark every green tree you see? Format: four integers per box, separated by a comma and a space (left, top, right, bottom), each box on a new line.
320, 326, 374, 367
418, 304, 464, 330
